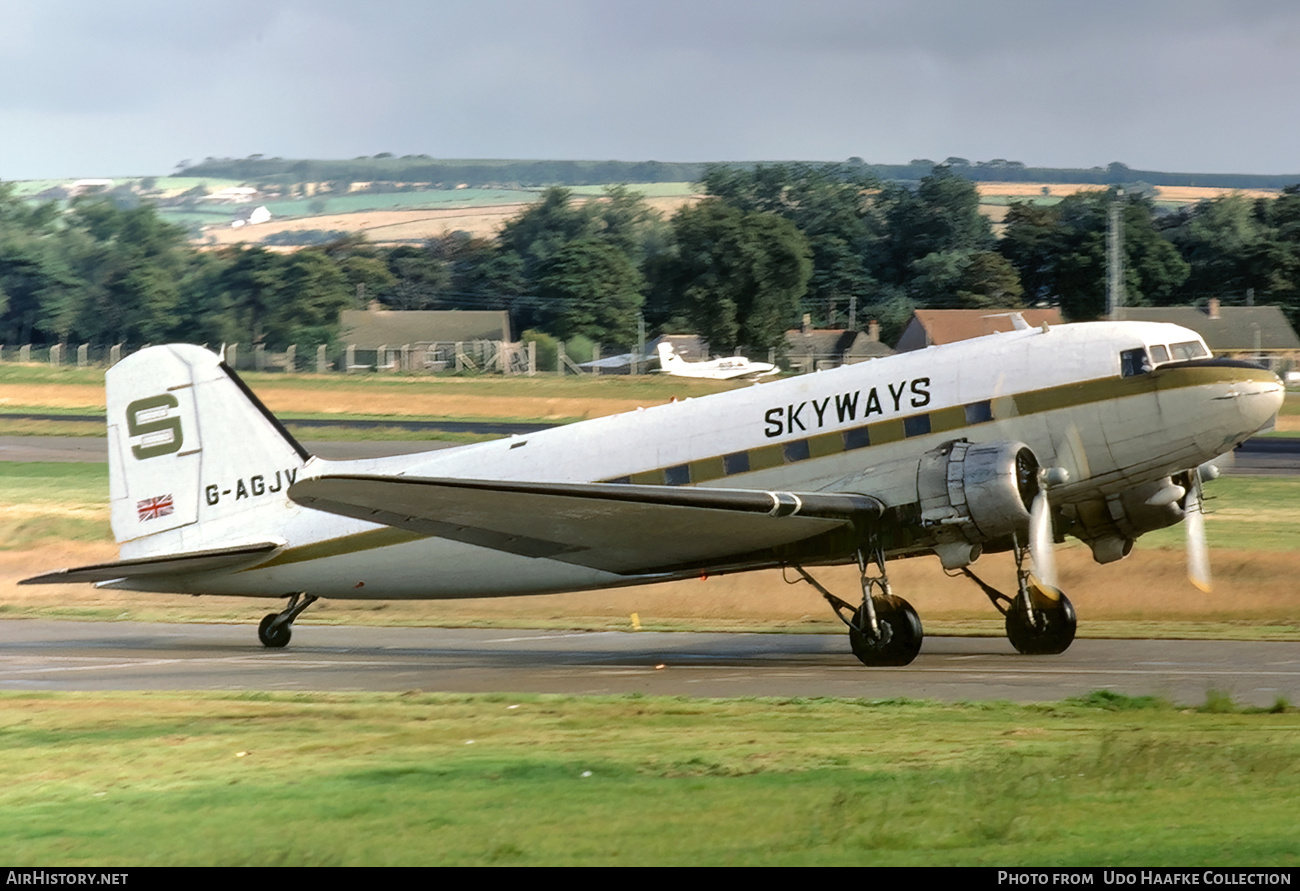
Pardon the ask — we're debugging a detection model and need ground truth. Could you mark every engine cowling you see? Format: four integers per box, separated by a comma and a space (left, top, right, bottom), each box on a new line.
917, 440, 1040, 569
1066, 475, 1190, 564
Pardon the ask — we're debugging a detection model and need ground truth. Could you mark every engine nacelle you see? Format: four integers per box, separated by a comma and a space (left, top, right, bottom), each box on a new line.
1066, 476, 1189, 564
917, 440, 1040, 569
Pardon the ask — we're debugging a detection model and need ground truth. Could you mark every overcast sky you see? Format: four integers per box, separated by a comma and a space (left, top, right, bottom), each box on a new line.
3, 0, 1299, 181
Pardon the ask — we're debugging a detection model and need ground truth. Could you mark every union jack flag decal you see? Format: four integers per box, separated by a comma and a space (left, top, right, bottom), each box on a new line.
137, 494, 174, 522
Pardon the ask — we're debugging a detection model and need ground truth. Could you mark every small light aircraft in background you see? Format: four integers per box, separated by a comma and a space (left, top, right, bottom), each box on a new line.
24, 318, 1282, 666
655, 342, 779, 380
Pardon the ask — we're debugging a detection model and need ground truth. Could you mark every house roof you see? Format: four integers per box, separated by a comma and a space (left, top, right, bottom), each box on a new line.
339, 310, 512, 348
900, 309, 1064, 349
785, 328, 893, 359
1114, 306, 1300, 351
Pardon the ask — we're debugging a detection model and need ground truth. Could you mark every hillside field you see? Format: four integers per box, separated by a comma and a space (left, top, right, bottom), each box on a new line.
186, 180, 1275, 248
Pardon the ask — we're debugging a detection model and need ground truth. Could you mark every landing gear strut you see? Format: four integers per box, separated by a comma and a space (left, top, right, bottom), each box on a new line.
797, 548, 923, 667
962, 539, 1076, 655
258, 592, 318, 649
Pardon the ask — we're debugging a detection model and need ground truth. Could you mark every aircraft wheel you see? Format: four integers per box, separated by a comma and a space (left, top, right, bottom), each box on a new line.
1006, 592, 1076, 655
849, 596, 923, 667
258, 613, 292, 649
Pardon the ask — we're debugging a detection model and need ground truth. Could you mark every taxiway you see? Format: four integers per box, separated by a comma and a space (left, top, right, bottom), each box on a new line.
1, 620, 1295, 707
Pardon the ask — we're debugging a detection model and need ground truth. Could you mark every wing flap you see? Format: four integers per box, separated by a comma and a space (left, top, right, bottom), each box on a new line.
20, 542, 283, 585
289, 475, 881, 575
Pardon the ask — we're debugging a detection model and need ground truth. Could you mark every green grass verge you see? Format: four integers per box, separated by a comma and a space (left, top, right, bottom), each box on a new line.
0, 418, 105, 437
0, 365, 105, 386
0, 691, 1294, 866
1, 462, 111, 548
1138, 475, 1300, 551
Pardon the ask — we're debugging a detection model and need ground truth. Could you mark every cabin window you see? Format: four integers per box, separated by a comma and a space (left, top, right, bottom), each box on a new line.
1149, 344, 1170, 364
783, 440, 811, 463
722, 452, 750, 475
664, 464, 691, 486
843, 427, 871, 450
1170, 340, 1209, 361
1119, 348, 1152, 377
903, 414, 931, 437
965, 401, 993, 424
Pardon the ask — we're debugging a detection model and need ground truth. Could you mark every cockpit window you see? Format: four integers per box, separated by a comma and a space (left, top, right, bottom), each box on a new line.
1149, 344, 1170, 364
1170, 340, 1209, 361
1120, 348, 1152, 377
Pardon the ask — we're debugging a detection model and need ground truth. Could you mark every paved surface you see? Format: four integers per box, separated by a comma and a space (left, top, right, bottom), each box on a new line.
1227, 436, 1300, 475
1, 620, 1296, 706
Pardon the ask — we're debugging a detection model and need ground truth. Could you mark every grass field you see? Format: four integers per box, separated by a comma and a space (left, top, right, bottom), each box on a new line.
191, 185, 702, 246
0, 691, 1294, 866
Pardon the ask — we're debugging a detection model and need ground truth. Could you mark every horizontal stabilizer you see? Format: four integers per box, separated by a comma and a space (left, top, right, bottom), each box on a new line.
289, 475, 882, 575
20, 542, 283, 585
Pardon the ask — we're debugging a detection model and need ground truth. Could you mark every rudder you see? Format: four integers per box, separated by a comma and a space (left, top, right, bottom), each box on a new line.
107, 344, 309, 557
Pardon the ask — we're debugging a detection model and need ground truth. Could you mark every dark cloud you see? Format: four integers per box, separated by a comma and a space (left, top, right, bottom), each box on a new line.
2, 0, 1299, 179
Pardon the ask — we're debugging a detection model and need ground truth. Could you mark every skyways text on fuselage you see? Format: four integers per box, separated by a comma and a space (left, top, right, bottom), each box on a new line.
763, 377, 931, 438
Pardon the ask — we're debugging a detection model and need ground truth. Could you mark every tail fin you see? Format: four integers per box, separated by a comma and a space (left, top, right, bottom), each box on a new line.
106, 344, 309, 557
656, 341, 682, 370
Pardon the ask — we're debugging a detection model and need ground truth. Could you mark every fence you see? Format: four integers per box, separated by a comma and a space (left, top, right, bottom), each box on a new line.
0, 341, 543, 376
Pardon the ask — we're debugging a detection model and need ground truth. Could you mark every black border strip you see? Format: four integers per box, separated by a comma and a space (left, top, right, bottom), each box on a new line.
220, 361, 313, 462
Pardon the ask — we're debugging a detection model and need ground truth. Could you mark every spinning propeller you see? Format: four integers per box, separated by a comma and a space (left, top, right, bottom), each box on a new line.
1028, 485, 1058, 591
1026, 461, 1216, 595
1185, 469, 1212, 593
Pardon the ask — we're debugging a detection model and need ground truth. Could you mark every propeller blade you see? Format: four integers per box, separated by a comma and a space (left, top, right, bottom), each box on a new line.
1186, 482, 1212, 593
1029, 489, 1057, 590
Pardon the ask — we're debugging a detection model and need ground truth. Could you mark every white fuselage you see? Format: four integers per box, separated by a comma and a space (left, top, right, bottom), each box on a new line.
117, 322, 1283, 599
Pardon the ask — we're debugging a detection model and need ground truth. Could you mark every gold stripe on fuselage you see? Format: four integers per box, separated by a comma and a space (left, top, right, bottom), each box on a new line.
248, 362, 1261, 570
599, 363, 1258, 487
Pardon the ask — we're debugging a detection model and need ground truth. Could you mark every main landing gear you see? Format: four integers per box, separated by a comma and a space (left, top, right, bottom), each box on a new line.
962, 540, 1077, 655
796, 549, 923, 667
258, 592, 318, 648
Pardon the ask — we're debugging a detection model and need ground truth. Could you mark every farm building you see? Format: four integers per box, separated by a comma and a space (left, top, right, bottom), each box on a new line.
340, 309, 513, 348
338, 308, 518, 372
783, 317, 893, 373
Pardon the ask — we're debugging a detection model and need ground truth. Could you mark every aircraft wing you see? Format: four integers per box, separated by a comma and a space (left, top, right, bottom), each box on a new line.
289, 475, 883, 575
20, 542, 283, 585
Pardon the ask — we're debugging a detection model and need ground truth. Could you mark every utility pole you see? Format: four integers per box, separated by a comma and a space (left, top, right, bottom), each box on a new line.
633, 314, 646, 375
1106, 187, 1125, 320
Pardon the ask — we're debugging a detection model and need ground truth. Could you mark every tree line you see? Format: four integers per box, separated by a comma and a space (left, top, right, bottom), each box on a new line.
4, 165, 1300, 360
181, 155, 1300, 192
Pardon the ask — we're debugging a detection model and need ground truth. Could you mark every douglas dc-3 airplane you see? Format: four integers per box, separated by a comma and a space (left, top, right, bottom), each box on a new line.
23, 318, 1284, 666
656, 341, 779, 380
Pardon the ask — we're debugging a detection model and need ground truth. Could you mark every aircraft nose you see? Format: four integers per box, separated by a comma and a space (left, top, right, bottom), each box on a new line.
1240, 367, 1286, 432
1209, 361, 1285, 435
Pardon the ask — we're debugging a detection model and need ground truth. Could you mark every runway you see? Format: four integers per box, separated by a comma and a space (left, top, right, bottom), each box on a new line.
2, 620, 1296, 706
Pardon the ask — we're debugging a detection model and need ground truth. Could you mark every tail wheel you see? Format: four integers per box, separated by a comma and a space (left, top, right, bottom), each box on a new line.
258, 613, 292, 648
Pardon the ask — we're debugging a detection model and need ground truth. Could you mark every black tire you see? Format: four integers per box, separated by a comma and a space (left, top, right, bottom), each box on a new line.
848, 595, 923, 667
258, 613, 292, 649
1005, 592, 1076, 655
